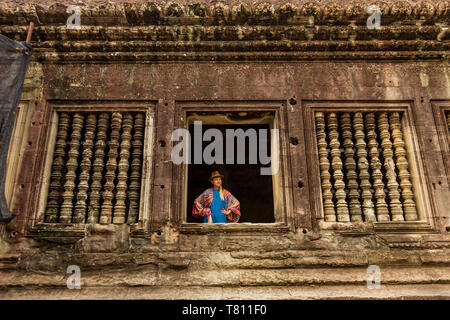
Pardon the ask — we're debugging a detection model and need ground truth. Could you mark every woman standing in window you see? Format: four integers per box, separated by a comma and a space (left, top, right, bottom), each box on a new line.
192, 171, 241, 223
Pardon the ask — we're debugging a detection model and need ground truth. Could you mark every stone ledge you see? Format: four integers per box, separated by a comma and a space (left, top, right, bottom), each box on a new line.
1, 266, 449, 288
19, 51, 450, 63
2, 25, 449, 42
0, 254, 20, 270
1, 283, 449, 300
180, 222, 291, 234
29, 223, 87, 244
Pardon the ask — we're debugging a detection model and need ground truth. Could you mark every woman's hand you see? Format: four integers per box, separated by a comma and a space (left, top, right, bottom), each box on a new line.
221, 208, 231, 215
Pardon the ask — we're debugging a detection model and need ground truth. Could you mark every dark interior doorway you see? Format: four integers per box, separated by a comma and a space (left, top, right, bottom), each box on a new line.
186, 123, 275, 223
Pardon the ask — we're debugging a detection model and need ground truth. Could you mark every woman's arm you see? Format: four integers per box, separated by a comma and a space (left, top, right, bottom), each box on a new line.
192, 190, 212, 219
223, 190, 241, 223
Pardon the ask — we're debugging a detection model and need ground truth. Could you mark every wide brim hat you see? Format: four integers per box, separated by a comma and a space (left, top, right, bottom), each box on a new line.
209, 170, 224, 182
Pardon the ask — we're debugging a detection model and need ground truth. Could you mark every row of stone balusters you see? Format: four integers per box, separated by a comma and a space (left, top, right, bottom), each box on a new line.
44, 112, 145, 224
315, 111, 419, 222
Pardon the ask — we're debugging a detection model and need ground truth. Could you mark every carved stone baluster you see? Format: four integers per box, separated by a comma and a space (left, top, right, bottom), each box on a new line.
100, 112, 122, 224
72, 114, 96, 223
447, 112, 450, 132
378, 112, 404, 221
113, 113, 133, 224
45, 113, 70, 223
128, 113, 145, 224
87, 113, 109, 224
327, 113, 349, 222
353, 113, 376, 222
340, 113, 362, 221
365, 113, 389, 221
59, 113, 84, 223
389, 112, 418, 221
315, 112, 336, 221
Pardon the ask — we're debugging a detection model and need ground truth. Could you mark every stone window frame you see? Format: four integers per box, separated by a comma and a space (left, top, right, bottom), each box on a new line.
431, 101, 450, 188
5, 99, 35, 210
5, 63, 41, 214
30, 101, 156, 241
303, 101, 437, 234
172, 101, 295, 234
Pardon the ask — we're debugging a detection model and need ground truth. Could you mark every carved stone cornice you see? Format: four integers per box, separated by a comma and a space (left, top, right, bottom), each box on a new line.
387, 242, 450, 248
1, 1, 449, 26
0, 1, 449, 61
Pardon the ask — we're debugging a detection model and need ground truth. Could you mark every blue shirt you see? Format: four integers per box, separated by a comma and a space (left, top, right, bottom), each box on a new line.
204, 189, 227, 223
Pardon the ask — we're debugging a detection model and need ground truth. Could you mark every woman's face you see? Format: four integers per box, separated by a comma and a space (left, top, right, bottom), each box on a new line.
212, 177, 222, 188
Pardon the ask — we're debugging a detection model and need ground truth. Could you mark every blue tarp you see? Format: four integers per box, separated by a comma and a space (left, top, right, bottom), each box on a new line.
0, 34, 32, 222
